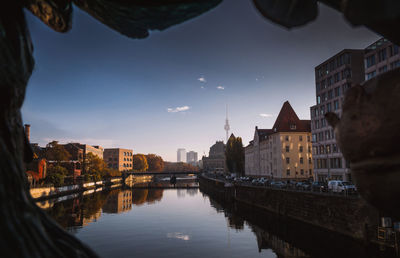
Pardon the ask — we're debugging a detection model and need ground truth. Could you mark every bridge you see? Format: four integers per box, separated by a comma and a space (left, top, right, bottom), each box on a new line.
124, 171, 200, 176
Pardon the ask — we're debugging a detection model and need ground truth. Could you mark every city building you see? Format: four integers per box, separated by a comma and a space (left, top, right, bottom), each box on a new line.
202, 141, 226, 173
103, 148, 133, 171
245, 101, 313, 180
186, 151, 198, 165
364, 38, 400, 81
69, 143, 104, 159
310, 49, 365, 182
177, 148, 186, 163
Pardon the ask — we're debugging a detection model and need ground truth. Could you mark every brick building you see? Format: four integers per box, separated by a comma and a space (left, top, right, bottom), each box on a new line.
104, 148, 133, 171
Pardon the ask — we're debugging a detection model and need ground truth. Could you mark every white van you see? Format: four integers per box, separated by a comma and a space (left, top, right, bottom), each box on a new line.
328, 180, 356, 193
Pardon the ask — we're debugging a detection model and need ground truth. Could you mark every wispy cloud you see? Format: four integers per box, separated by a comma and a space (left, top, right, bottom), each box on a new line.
198, 76, 206, 83
216, 86, 224, 90
259, 113, 273, 118
167, 106, 190, 113
167, 232, 190, 241
200, 86, 205, 89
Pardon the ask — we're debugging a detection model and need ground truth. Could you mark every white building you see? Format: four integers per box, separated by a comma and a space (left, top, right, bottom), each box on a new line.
177, 148, 186, 163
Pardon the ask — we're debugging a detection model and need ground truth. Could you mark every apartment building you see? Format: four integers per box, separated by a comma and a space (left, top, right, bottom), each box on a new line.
245, 101, 313, 180
104, 148, 133, 171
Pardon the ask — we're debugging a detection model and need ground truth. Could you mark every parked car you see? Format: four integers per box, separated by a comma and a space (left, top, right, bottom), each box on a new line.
328, 180, 356, 193
311, 181, 327, 192
270, 181, 286, 189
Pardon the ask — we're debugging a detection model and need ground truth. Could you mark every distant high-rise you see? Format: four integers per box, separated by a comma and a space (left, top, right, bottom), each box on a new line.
186, 151, 198, 165
224, 105, 230, 143
177, 148, 186, 163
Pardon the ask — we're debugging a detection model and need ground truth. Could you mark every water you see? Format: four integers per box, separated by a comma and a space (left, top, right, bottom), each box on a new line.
41, 187, 396, 258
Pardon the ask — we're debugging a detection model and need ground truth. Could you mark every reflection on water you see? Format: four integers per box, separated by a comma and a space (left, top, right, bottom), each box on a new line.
41, 187, 396, 258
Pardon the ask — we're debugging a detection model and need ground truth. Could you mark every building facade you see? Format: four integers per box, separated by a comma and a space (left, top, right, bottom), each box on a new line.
202, 141, 226, 173
245, 101, 313, 180
364, 38, 400, 81
310, 50, 365, 182
177, 148, 186, 163
186, 151, 198, 165
103, 148, 133, 171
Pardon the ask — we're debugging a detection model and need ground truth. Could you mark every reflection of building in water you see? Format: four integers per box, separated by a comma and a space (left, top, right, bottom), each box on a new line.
177, 189, 186, 198
82, 210, 102, 227
186, 188, 198, 196
252, 224, 310, 257
102, 190, 132, 213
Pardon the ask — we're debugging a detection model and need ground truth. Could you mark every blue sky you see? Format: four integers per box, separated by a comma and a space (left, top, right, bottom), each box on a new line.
22, 1, 379, 161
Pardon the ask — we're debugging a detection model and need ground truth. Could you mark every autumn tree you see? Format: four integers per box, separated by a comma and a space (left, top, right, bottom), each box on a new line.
45, 165, 68, 187
132, 154, 148, 172
225, 134, 245, 176
45, 141, 71, 162
146, 154, 164, 172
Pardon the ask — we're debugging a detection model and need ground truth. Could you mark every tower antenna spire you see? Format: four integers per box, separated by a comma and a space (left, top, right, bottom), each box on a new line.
224, 104, 230, 143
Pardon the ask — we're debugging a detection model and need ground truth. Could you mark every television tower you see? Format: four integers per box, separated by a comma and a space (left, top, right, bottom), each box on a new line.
224, 105, 230, 143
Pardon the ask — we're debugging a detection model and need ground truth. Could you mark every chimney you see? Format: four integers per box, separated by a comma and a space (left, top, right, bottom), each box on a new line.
24, 124, 31, 142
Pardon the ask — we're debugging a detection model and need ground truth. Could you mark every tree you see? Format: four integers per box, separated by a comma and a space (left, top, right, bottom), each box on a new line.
225, 134, 245, 176
45, 165, 68, 187
146, 154, 164, 172
45, 141, 71, 162
132, 154, 148, 172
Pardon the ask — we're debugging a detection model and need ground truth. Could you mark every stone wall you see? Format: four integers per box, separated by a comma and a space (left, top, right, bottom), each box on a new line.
200, 175, 380, 241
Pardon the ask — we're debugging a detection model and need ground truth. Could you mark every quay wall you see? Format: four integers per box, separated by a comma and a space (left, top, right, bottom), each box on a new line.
199, 175, 380, 241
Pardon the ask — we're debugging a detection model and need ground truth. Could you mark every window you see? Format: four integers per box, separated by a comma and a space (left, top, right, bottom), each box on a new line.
315, 120, 319, 129
334, 100, 339, 110
299, 135, 303, 141
320, 106, 325, 115
394, 45, 399, 55
290, 124, 296, 130
342, 83, 351, 93
308, 158, 312, 164
334, 72, 340, 83
378, 65, 387, 74
300, 169, 304, 175
308, 146, 311, 153
300, 157, 304, 164
378, 49, 387, 62
307, 135, 310, 142
326, 144, 331, 153
286, 157, 290, 164
327, 76, 333, 86
366, 71, 376, 80
326, 103, 332, 112
286, 169, 290, 176
299, 146, 303, 152
366, 55, 376, 68
391, 61, 400, 69
317, 95, 321, 104
321, 93, 327, 102
334, 87, 340, 97
321, 118, 326, 127
285, 146, 289, 152
321, 80, 326, 89
328, 90, 333, 100
285, 136, 289, 141
333, 144, 338, 153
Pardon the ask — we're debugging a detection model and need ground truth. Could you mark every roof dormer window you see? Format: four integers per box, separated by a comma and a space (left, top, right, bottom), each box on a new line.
290, 124, 296, 130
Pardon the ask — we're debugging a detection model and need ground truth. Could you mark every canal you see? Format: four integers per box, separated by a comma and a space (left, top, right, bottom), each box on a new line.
39, 187, 397, 258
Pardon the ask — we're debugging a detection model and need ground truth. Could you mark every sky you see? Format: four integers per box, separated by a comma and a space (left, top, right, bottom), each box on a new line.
22, 1, 379, 161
